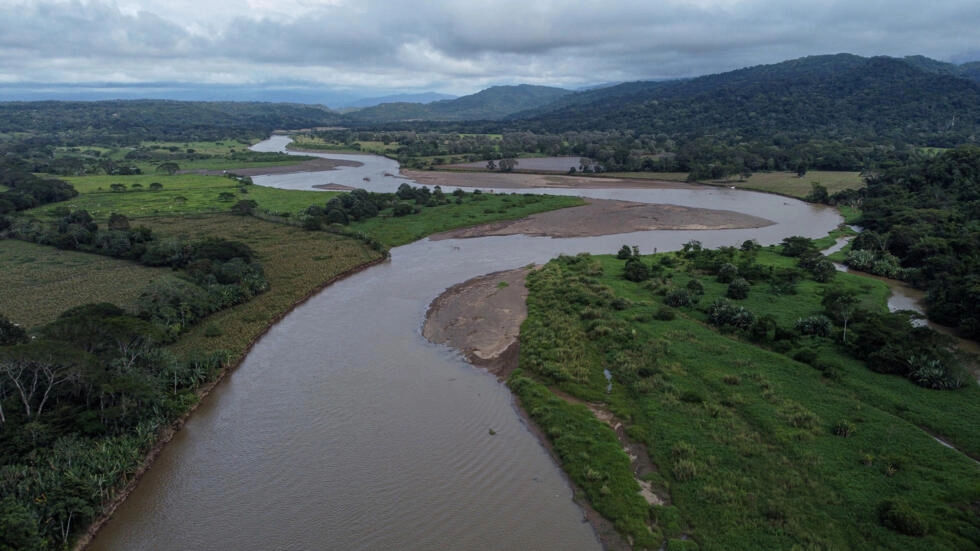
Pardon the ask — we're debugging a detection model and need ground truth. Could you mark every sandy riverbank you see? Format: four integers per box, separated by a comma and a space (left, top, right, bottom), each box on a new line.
422, 267, 662, 551
186, 157, 362, 177
404, 169, 699, 190
431, 198, 773, 240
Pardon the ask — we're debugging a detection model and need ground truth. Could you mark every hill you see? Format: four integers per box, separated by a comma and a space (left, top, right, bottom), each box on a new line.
346, 84, 572, 122
338, 92, 457, 109
510, 54, 980, 147
0, 100, 342, 146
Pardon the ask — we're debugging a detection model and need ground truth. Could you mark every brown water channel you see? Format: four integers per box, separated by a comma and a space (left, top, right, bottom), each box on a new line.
89, 138, 841, 550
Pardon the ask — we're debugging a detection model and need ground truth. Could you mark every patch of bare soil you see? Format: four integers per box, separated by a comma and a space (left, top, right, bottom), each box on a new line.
185, 157, 362, 177
404, 169, 700, 190
423, 268, 531, 378
431, 198, 773, 240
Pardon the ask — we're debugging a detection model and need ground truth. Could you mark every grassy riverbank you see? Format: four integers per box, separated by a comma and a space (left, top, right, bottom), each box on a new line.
513, 248, 980, 550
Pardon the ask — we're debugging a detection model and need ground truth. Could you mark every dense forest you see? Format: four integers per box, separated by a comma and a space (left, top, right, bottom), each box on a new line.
846, 146, 980, 338
0, 100, 340, 148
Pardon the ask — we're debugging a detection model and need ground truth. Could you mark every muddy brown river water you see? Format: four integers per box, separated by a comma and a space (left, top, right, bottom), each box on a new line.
88, 137, 843, 550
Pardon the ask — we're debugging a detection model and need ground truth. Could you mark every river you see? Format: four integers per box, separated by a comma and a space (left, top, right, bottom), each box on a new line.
88, 138, 842, 550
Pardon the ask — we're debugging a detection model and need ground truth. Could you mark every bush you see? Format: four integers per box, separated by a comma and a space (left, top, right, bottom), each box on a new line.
672, 459, 698, 481
832, 420, 856, 437
624, 258, 651, 282
716, 262, 739, 283
726, 278, 750, 299
664, 288, 696, 307
794, 315, 832, 337
877, 499, 927, 536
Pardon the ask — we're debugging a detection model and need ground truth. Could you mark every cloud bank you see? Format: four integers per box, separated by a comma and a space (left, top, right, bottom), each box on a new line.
2, 0, 978, 100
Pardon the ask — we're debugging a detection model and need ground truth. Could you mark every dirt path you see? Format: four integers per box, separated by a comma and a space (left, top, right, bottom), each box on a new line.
431, 198, 773, 240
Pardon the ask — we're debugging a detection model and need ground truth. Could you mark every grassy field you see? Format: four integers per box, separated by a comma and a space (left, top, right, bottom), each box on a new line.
515, 250, 980, 550
0, 239, 173, 328
54, 139, 315, 173
350, 193, 584, 247
42, 174, 333, 220
123, 214, 383, 362
603, 172, 691, 182
712, 171, 865, 198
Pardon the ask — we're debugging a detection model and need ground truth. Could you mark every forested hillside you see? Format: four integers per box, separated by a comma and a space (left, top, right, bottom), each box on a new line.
346, 85, 572, 122
0, 100, 341, 146
511, 54, 980, 147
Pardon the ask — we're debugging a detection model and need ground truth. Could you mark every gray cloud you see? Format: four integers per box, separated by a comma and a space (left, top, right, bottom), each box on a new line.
1, 0, 978, 97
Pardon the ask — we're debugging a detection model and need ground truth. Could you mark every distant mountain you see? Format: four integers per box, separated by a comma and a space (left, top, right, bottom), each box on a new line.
0, 100, 342, 144
508, 54, 980, 146
339, 92, 457, 109
346, 85, 572, 122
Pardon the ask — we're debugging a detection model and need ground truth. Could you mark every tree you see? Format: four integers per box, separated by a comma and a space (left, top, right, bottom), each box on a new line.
0, 341, 87, 423
0, 314, 29, 346
231, 199, 258, 216
623, 258, 650, 282
0, 498, 45, 551
805, 182, 829, 203
156, 162, 180, 175
822, 287, 859, 343
107, 212, 130, 231
498, 158, 518, 172
726, 277, 751, 299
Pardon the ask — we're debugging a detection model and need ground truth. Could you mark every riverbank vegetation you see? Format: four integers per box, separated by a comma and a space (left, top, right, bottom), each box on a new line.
513, 245, 979, 550
844, 145, 980, 340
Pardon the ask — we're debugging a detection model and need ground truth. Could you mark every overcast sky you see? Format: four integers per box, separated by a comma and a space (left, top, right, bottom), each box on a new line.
2, 0, 979, 104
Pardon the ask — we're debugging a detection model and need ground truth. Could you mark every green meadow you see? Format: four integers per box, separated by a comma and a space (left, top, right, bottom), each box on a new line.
513, 249, 980, 550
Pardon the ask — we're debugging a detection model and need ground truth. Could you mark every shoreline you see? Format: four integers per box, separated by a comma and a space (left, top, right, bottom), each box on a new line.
74, 254, 389, 551
422, 268, 638, 551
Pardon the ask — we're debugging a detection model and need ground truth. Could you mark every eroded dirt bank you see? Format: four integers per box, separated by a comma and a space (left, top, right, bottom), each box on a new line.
431, 198, 773, 240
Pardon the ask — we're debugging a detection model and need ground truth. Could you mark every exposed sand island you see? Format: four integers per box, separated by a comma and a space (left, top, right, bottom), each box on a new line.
187, 157, 362, 177
431, 198, 774, 240
404, 169, 699, 190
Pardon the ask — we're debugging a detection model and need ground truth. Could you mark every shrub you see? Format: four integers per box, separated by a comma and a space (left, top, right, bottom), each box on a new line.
877, 499, 927, 536
795, 315, 832, 337
664, 288, 696, 307
726, 278, 750, 299
672, 459, 698, 481
716, 262, 739, 283
655, 307, 676, 321
832, 420, 856, 437
624, 258, 651, 282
